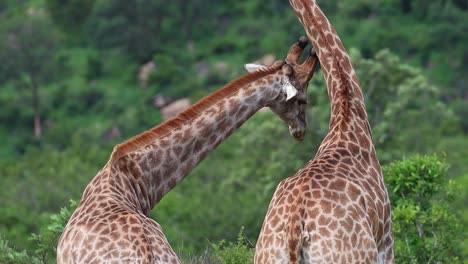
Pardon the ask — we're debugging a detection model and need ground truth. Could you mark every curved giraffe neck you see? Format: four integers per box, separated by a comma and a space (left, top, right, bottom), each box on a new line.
98, 63, 285, 215
290, 0, 371, 139
108, 63, 282, 166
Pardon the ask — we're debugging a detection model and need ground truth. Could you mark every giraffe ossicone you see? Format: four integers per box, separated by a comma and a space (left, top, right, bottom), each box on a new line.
57, 37, 319, 264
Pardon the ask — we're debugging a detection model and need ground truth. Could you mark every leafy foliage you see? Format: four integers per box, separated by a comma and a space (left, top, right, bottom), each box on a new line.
384, 155, 464, 263
211, 227, 254, 264
0, 0, 466, 263
343, 49, 457, 162
0, 200, 76, 264
45, 0, 94, 36
0, 13, 60, 84
28, 200, 77, 264
0, 237, 35, 264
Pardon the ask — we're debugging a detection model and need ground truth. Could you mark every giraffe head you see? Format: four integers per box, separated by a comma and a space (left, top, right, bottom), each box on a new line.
245, 37, 318, 141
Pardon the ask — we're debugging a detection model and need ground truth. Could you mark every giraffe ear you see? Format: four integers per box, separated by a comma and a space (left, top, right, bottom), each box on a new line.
244, 63, 267, 73
282, 77, 298, 101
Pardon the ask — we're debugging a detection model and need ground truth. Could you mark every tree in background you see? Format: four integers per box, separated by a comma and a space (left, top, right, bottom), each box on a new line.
309, 48, 460, 162
84, 0, 188, 62
45, 0, 94, 43
353, 49, 459, 153
0, 12, 61, 138
330, 0, 468, 99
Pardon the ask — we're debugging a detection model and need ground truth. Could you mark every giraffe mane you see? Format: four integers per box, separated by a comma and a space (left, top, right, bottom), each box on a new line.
108, 62, 284, 165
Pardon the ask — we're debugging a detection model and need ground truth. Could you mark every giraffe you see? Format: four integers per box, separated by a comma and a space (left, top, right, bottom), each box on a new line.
254, 0, 394, 263
56, 38, 319, 264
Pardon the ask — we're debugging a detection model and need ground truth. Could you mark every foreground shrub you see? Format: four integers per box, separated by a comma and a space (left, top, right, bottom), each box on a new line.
211, 227, 254, 264
383, 155, 464, 263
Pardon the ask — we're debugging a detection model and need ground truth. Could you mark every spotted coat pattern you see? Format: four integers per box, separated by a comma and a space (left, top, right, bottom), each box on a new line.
254, 1, 394, 263
57, 39, 318, 264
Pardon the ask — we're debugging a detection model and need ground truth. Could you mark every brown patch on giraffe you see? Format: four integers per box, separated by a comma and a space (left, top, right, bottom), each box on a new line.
329, 179, 346, 191
193, 140, 203, 153
270, 215, 281, 228
243, 87, 256, 96
110, 230, 120, 241
159, 139, 170, 148
217, 117, 230, 131
108, 62, 285, 165
179, 158, 194, 175
318, 179, 329, 187
334, 205, 347, 219
244, 93, 259, 105
167, 178, 177, 190
156, 188, 166, 202
348, 142, 360, 155
325, 32, 336, 46
318, 215, 331, 226
100, 226, 111, 235
227, 102, 240, 116
263, 226, 272, 235
235, 105, 248, 119
357, 132, 370, 150
179, 148, 191, 164
172, 146, 182, 156
336, 147, 351, 158
327, 158, 339, 166
321, 200, 333, 214
208, 134, 217, 144
312, 190, 321, 199
319, 226, 331, 237
342, 157, 353, 166
194, 119, 207, 130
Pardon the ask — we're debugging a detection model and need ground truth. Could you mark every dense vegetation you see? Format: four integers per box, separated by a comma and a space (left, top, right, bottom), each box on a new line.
0, 0, 466, 263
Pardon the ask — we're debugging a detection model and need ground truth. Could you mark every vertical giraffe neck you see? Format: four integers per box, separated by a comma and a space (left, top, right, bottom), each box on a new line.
290, 0, 371, 138
107, 66, 284, 215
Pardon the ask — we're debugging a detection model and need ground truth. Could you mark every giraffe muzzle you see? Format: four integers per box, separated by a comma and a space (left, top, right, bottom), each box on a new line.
289, 123, 306, 141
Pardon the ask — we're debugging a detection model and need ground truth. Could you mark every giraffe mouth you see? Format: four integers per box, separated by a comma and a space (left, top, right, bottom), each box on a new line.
289, 122, 306, 141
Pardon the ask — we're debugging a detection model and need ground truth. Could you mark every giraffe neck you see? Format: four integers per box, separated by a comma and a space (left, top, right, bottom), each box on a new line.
290, 0, 372, 141
104, 65, 284, 215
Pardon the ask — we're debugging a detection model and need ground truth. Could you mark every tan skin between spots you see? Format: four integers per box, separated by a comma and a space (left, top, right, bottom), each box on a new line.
255, 0, 394, 263
57, 38, 318, 264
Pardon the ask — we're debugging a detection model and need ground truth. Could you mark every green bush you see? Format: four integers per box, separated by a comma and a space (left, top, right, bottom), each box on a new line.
211, 227, 254, 264
28, 200, 77, 264
383, 155, 464, 263
0, 200, 76, 264
0, 237, 35, 264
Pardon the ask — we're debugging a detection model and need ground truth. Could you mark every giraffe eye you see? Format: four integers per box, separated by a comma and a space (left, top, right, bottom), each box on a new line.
297, 99, 307, 105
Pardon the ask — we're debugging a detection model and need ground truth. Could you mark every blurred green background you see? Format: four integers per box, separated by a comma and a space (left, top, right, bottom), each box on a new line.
0, 0, 466, 263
